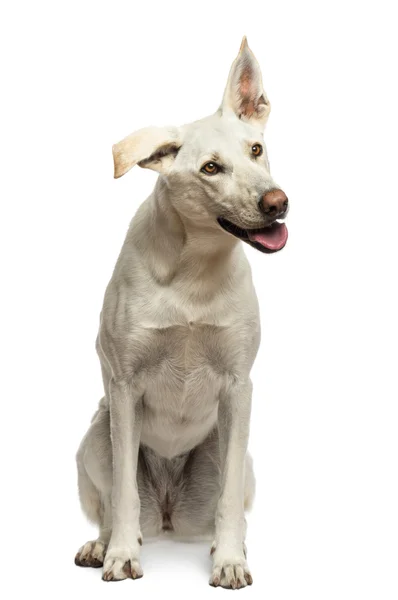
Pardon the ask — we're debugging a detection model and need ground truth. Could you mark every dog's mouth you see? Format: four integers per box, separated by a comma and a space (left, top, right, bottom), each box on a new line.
217, 217, 288, 253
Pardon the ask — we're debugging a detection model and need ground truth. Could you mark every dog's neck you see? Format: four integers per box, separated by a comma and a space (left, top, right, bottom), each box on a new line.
130, 177, 241, 293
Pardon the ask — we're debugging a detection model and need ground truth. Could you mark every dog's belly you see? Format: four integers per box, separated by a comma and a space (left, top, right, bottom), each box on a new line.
138, 323, 235, 458
140, 384, 219, 459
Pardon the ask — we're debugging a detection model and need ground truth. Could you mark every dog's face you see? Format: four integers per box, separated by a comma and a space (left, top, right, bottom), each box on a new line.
113, 38, 288, 253
167, 114, 288, 253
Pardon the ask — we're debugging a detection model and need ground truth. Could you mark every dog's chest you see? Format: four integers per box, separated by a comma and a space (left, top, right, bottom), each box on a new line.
136, 321, 240, 457
140, 320, 238, 400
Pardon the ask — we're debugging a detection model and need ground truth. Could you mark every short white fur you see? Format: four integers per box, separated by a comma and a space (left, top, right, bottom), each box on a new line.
75, 37, 284, 590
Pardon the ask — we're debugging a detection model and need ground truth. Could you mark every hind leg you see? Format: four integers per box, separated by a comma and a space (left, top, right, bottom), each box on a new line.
74, 500, 111, 568
169, 429, 255, 540
75, 403, 113, 568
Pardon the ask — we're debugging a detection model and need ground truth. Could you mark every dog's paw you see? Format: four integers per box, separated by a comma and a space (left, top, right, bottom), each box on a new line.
102, 547, 143, 582
210, 541, 247, 558
210, 548, 252, 589
75, 540, 106, 568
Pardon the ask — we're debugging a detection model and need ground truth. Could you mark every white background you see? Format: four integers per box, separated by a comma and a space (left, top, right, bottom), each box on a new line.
1, 1, 397, 598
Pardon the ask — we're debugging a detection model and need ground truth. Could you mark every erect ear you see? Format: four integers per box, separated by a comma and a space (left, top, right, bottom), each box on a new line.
112, 126, 181, 178
221, 37, 270, 129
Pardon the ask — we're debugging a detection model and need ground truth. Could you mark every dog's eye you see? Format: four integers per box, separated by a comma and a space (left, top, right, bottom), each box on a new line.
201, 162, 220, 175
251, 144, 263, 157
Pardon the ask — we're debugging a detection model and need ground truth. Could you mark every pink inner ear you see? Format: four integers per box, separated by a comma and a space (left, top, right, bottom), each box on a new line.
239, 65, 257, 117
240, 66, 253, 98
240, 71, 252, 97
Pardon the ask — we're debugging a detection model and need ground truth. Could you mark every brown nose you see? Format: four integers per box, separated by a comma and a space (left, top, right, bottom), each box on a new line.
260, 189, 289, 216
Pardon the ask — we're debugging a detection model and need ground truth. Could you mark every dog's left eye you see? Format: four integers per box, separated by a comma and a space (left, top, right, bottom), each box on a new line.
201, 162, 220, 175
251, 144, 263, 157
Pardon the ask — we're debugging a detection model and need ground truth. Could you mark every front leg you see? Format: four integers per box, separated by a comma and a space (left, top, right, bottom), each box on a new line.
210, 379, 253, 590
102, 379, 143, 581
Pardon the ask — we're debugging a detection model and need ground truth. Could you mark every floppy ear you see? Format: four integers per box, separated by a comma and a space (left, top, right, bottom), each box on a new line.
221, 37, 270, 129
112, 126, 181, 178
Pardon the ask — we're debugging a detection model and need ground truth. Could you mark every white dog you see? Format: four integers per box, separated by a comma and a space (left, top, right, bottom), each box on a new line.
75, 37, 289, 589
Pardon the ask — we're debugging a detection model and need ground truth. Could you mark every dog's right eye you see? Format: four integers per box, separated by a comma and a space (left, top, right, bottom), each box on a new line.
201, 162, 220, 175
252, 144, 263, 157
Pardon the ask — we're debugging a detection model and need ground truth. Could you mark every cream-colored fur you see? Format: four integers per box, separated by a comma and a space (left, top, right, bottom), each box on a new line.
75, 37, 287, 590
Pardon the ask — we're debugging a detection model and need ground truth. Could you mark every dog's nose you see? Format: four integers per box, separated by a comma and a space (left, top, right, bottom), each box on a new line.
260, 189, 288, 216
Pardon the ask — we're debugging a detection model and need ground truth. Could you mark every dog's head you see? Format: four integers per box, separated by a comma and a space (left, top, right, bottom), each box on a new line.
113, 37, 288, 254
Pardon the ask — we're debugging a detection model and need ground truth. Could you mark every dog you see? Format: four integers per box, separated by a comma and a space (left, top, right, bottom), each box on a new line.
75, 37, 289, 589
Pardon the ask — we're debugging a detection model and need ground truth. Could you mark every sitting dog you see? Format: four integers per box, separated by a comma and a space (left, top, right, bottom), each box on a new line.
75, 37, 289, 589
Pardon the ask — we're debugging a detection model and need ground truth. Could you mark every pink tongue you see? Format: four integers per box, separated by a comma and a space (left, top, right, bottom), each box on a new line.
248, 222, 288, 250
